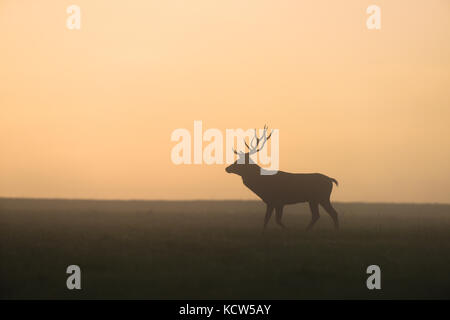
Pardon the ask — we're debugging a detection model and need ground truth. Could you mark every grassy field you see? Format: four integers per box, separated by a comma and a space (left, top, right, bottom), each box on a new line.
1, 198, 450, 299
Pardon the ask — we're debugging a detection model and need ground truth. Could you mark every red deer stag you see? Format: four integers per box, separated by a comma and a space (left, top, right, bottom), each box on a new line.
225, 125, 339, 230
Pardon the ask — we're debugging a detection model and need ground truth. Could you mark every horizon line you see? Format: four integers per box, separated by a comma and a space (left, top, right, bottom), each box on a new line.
0, 196, 449, 206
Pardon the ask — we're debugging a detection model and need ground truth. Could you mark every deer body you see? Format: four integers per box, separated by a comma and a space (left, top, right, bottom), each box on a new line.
226, 125, 340, 230
241, 170, 337, 206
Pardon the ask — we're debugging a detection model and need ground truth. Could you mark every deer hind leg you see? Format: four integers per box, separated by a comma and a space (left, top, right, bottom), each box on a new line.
320, 200, 339, 230
307, 201, 320, 230
275, 206, 286, 228
263, 205, 274, 230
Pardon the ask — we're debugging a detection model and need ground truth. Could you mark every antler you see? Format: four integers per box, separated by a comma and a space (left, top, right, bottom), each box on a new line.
232, 147, 244, 156
247, 125, 272, 155
232, 125, 272, 156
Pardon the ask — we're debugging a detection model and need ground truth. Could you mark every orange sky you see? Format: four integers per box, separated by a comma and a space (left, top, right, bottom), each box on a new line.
1, 0, 449, 202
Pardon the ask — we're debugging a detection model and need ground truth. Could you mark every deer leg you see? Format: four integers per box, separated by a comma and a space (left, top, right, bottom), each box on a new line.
263, 205, 274, 230
307, 201, 320, 231
275, 206, 286, 228
320, 200, 339, 230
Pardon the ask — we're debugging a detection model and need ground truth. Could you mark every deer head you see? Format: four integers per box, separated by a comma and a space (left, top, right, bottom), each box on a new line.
225, 125, 272, 177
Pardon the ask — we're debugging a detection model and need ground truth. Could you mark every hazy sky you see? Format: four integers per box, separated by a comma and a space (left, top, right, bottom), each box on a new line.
1, 0, 449, 202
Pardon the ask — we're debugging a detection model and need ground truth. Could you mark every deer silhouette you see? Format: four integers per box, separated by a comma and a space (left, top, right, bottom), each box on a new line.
225, 125, 339, 230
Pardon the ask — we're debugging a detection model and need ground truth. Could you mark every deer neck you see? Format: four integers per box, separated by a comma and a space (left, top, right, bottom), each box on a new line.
241, 167, 264, 186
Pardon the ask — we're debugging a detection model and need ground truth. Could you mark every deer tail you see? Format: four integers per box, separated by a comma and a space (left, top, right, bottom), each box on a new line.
329, 177, 339, 187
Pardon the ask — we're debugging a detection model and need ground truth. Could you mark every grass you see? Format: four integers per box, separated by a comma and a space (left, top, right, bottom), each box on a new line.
1, 198, 450, 299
